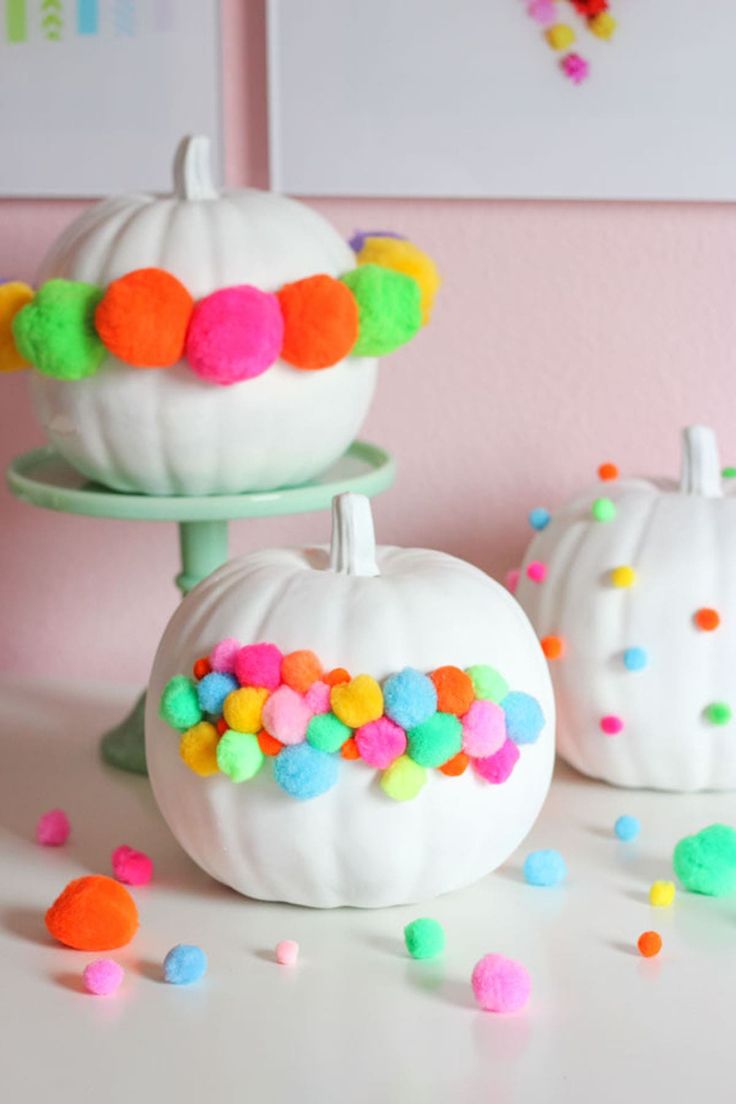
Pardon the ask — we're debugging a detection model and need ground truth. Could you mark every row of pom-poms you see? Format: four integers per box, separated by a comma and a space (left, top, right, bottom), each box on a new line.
0, 234, 439, 384
524, 0, 617, 85
159, 642, 545, 802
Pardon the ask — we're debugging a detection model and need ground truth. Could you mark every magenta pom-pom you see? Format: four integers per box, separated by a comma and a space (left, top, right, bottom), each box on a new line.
561, 53, 590, 85
210, 636, 241, 674
185, 285, 284, 385
83, 958, 124, 997
36, 808, 70, 847
471, 954, 531, 1013
526, 561, 547, 583
355, 716, 407, 768
474, 739, 520, 784
261, 685, 312, 745
462, 699, 506, 758
111, 844, 153, 886
234, 642, 283, 690
600, 714, 624, 735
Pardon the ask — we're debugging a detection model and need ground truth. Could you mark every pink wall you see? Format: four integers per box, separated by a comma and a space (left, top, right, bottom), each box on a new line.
3, 0, 736, 684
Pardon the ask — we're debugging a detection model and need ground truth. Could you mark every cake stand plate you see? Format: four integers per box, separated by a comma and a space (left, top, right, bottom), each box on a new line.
6, 441, 395, 774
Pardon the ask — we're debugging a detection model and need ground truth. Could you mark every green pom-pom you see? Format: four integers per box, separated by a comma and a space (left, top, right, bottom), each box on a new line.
591, 497, 617, 522
705, 702, 732, 726
380, 754, 426, 801
216, 730, 264, 782
673, 824, 736, 896
465, 665, 508, 703
404, 917, 446, 959
306, 712, 351, 753
722, 466, 736, 479
12, 278, 105, 380
407, 712, 462, 768
160, 675, 202, 731
341, 264, 422, 356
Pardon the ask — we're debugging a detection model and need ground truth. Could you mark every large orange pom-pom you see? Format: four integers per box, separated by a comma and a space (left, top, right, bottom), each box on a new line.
430, 666, 475, 716
281, 649, 323, 693
277, 274, 358, 370
45, 875, 139, 950
95, 267, 193, 368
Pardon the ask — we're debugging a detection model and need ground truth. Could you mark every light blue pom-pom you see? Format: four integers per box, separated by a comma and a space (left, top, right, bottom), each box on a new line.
197, 672, 238, 715
528, 507, 551, 531
163, 944, 208, 985
614, 814, 640, 842
523, 849, 567, 887
623, 647, 648, 672
502, 691, 545, 745
273, 742, 339, 800
383, 667, 437, 730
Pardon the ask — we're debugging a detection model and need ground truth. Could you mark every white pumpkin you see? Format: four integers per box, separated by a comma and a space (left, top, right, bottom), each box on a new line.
516, 425, 736, 792
145, 494, 554, 907
30, 136, 377, 495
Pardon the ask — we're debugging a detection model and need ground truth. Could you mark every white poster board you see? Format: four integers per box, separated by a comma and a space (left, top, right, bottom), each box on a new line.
0, 0, 221, 197
268, 0, 736, 201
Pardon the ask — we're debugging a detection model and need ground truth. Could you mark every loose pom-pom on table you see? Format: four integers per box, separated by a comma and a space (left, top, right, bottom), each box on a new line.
216, 730, 264, 781
355, 237, 440, 323
404, 917, 445, 959
705, 702, 732, 726
273, 742, 339, 800
0, 281, 33, 372
235, 643, 283, 690
180, 722, 220, 776
281, 650, 323, 693
83, 959, 124, 996
383, 667, 437, 730
36, 808, 70, 846
164, 944, 208, 985
526, 561, 547, 583
94, 267, 193, 367
523, 849, 567, 887
223, 687, 270, 734
600, 714, 623, 736
541, 635, 564, 660
262, 685, 312, 744
650, 881, 675, 907
527, 0, 556, 26
330, 674, 383, 728
111, 845, 153, 886
598, 461, 619, 481
46, 875, 138, 950
528, 507, 551, 531
380, 754, 427, 801
355, 716, 407, 768
589, 11, 616, 39
307, 712, 351, 753
185, 285, 284, 385
430, 666, 474, 716
13, 279, 105, 379
614, 814, 640, 842
474, 739, 520, 784
340, 265, 422, 357
591, 496, 616, 522
160, 675, 202, 730
503, 692, 545, 745
277, 274, 358, 369
305, 680, 331, 714
209, 637, 241, 674
623, 647, 648, 671
439, 751, 469, 776
637, 931, 662, 958
462, 699, 506, 757
610, 565, 636, 588
561, 53, 590, 85
673, 824, 736, 896
407, 712, 462, 768
694, 607, 720, 632
197, 672, 238, 716
275, 939, 299, 966
466, 665, 509, 704
571, 0, 609, 13
258, 730, 285, 757
546, 23, 575, 50
471, 954, 531, 1013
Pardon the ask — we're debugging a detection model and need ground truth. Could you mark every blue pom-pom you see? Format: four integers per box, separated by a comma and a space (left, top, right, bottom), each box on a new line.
528, 507, 551, 531
163, 944, 208, 985
614, 814, 640, 842
623, 647, 648, 672
272, 742, 339, 800
197, 671, 238, 715
502, 691, 545, 745
383, 667, 437, 730
523, 849, 567, 887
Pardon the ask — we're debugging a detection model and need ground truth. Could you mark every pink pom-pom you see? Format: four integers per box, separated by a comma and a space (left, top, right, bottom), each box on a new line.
83, 958, 124, 997
471, 954, 531, 1013
262, 685, 312, 745
505, 568, 520, 594
210, 637, 241, 674
527, 0, 556, 26
474, 739, 520, 784
561, 53, 590, 84
275, 939, 299, 966
600, 714, 623, 735
526, 561, 547, 584
462, 700, 506, 758
185, 286, 284, 385
235, 643, 283, 690
111, 844, 154, 886
304, 680, 331, 714
36, 808, 70, 847
355, 716, 407, 768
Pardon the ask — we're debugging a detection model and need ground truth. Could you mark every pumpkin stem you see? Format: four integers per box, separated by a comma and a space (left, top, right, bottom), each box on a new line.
680, 425, 722, 497
173, 136, 218, 201
329, 494, 380, 576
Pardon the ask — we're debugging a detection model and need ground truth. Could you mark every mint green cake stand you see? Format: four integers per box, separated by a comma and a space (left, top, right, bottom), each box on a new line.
6, 441, 395, 775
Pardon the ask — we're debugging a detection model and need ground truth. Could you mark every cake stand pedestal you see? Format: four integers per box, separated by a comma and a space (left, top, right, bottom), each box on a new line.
6, 441, 395, 775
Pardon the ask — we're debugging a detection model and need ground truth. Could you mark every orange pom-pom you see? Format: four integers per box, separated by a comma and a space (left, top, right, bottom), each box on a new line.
45, 875, 138, 951
193, 657, 211, 680
439, 751, 469, 776
95, 267, 193, 368
695, 607, 720, 631
430, 666, 475, 716
216, 716, 229, 736
637, 930, 662, 958
541, 635, 565, 660
341, 735, 360, 759
281, 649, 323, 693
324, 667, 351, 687
258, 730, 285, 757
277, 275, 358, 370
598, 462, 619, 481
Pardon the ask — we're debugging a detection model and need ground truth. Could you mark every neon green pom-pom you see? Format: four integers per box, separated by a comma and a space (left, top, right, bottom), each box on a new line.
673, 824, 736, 896
216, 730, 264, 782
404, 917, 446, 959
407, 712, 462, 768
307, 712, 351, 753
705, 702, 732, 726
592, 497, 617, 522
465, 665, 508, 704
12, 278, 105, 380
160, 675, 202, 731
380, 755, 427, 801
341, 264, 422, 357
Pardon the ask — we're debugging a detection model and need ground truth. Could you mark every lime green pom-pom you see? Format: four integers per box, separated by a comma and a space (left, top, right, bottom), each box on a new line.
465, 665, 508, 704
216, 730, 264, 782
12, 278, 105, 380
407, 712, 462, 768
673, 824, 736, 896
160, 675, 202, 731
380, 755, 427, 801
705, 702, 732, 726
592, 497, 617, 522
341, 264, 422, 357
306, 712, 351, 753
404, 917, 446, 959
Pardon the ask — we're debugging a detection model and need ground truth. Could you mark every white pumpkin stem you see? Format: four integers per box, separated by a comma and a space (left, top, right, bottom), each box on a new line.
173, 135, 218, 200
680, 425, 722, 497
329, 494, 380, 577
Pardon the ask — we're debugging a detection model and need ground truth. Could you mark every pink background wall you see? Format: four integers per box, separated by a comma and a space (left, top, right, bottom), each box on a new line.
3, 0, 736, 685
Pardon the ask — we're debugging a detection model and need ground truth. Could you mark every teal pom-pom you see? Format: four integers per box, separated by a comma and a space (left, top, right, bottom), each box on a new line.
383, 668, 437, 730
272, 742, 339, 800
306, 712, 351, 753
160, 675, 202, 730
503, 692, 544, 745
404, 917, 446, 959
13, 279, 105, 380
340, 264, 422, 356
197, 672, 238, 715
407, 712, 462, 768
673, 824, 736, 896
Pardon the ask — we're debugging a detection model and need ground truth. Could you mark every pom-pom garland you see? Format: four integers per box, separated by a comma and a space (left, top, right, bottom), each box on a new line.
159, 643, 546, 802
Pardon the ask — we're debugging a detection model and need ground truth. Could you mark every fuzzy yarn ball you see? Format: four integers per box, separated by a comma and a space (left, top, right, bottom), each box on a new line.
355, 716, 407, 768
330, 675, 384, 729
462, 699, 506, 757
404, 917, 445, 959
306, 712, 352, 753
466, 665, 509, 704
281, 650, 323, 693
179, 722, 220, 776
275, 939, 299, 966
197, 672, 238, 716
277, 274, 358, 369
222, 687, 270, 735
185, 285, 283, 385
503, 692, 545, 745
471, 954, 531, 1013
523, 849, 567, 887
0, 281, 33, 372
380, 755, 427, 801
164, 944, 208, 985
382, 668, 437, 730
209, 637, 241, 674
13, 279, 105, 379
36, 808, 70, 847
235, 643, 283, 690
474, 739, 520, 784
83, 959, 124, 997
160, 675, 202, 730
46, 875, 138, 951
673, 824, 736, 897
262, 685, 312, 745
355, 237, 440, 323
216, 730, 264, 782
273, 742, 339, 800
430, 666, 475, 716
111, 845, 153, 886
614, 815, 640, 842
340, 264, 422, 357
407, 712, 462, 768
95, 267, 193, 367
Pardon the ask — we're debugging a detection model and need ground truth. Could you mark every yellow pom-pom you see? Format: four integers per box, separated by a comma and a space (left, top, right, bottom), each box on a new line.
0, 282, 33, 372
330, 675, 384, 729
611, 565, 637, 588
223, 687, 270, 734
649, 880, 676, 907
180, 722, 220, 776
356, 238, 440, 324
546, 24, 575, 51
589, 12, 616, 39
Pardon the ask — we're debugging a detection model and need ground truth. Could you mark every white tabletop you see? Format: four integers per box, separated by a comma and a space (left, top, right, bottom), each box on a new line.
2, 675, 734, 1104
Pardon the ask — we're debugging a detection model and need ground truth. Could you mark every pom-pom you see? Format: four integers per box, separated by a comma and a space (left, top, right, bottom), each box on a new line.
216, 730, 264, 781
355, 716, 407, 768
330, 675, 383, 728
306, 712, 351, 753
216, 716, 229, 736
546, 23, 575, 50
209, 637, 241, 673
324, 667, 351, 686
673, 824, 736, 896
430, 666, 474, 715
160, 675, 202, 730
523, 849, 567, 887
474, 739, 520, 784
380, 754, 427, 801
560, 53, 589, 85
505, 568, 520, 594
598, 461, 619, 481
528, 507, 551, 531
589, 11, 616, 39
466, 665, 509, 703
439, 751, 469, 776
111, 845, 153, 885
694, 607, 720, 632
526, 561, 547, 583
527, 0, 556, 26
261, 685, 312, 744
623, 647, 648, 671
649, 881, 675, 907
355, 237, 440, 323
705, 702, 732, 726
258, 731, 285, 757
45, 875, 138, 951
13, 279, 105, 379
461, 699, 506, 757
349, 229, 406, 253
179, 722, 220, 776
571, 0, 609, 13
83, 959, 124, 996
471, 954, 531, 1013
193, 657, 211, 680
637, 931, 662, 958
600, 714, 623, 736
36, 808, 70, 846
164, 944, 208, 985
610, 565, 636, 588
614, 814, 640, 842
222, 687, 270, 734
341, 735, 360, 759
382, 667, 437, 729
541, 635, 564, 660
275, 939, 299, 966
304, 680, 331, 714
591, 496, 616, 521
404, 917, 445, 959
185, 285, 283, 385
272, 742, 339, 800
197, 671, 238, 715
407, 712, 462, 768
281, 649, 323, 693
234, 643, 283, 690
503, 692, 545, 745
340, 265, 422, 357
94, 267, 193, 367
0, 281, 33, 372
277, 274, 358, 369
